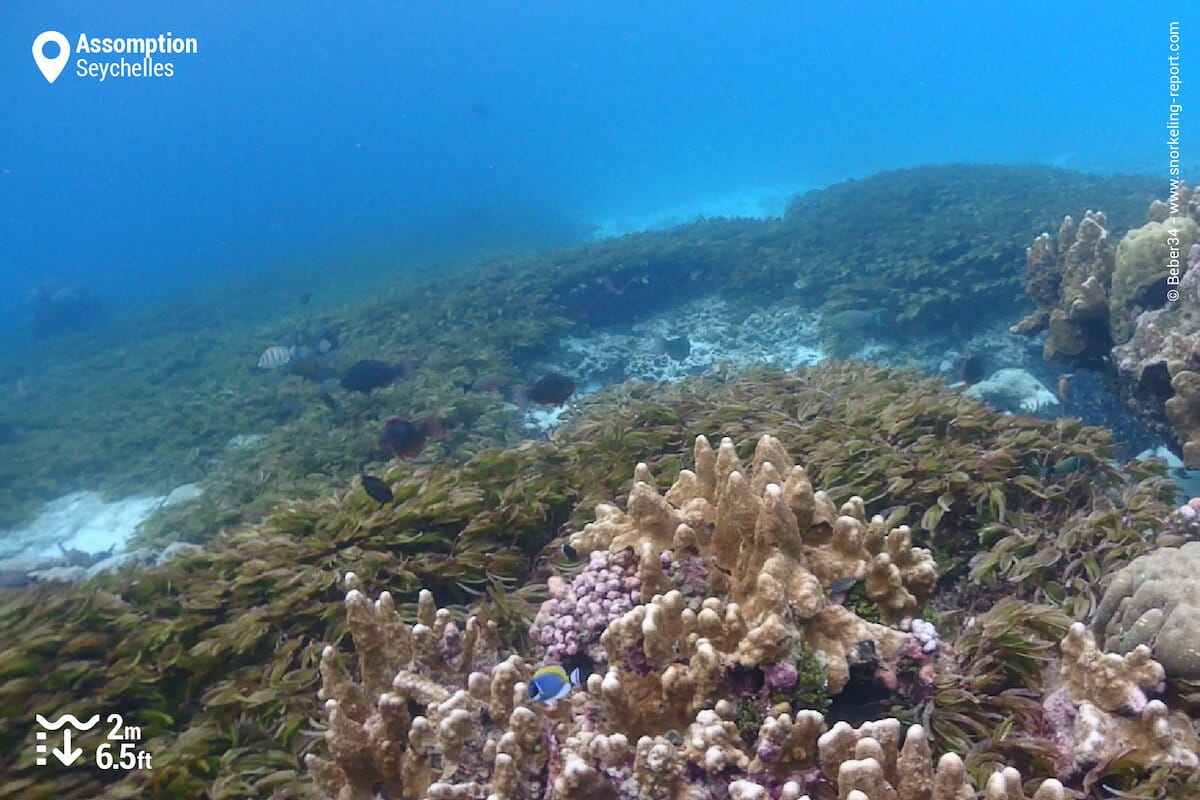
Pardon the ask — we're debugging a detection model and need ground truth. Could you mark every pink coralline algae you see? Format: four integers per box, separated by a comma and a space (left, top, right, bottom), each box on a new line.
1040, 686, 1080, 780
762, 661, 798, 693
531, 549, 641, 663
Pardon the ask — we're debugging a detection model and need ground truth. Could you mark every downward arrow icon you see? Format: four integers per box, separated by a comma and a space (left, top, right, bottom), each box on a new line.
53, 729, 83, 766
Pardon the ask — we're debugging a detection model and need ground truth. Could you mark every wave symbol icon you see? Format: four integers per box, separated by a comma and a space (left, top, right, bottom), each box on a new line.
36, 714, 101, 730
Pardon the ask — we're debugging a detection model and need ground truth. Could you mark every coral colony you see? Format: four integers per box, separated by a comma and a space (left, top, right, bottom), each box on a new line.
303, 435, 1200, 799
1017, 182, 1200, 467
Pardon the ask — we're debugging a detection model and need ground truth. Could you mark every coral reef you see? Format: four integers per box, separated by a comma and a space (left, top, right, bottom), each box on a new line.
1011, 212, 1115, 363
563, 434, 938, 696
1113, 216, 1200, 465
307, 597, 1198, 800
1018, 183, 1200, 466
0, 363, 1181, 800
308, 434, 949, 798
306, 434, 1200, 799
1092, 541, 1200, 682
1013, 183, 1198, 357
311, 573, 1078, 800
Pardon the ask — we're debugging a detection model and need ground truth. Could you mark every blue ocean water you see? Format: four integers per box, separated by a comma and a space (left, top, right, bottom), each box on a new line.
0, 0, 1191, 346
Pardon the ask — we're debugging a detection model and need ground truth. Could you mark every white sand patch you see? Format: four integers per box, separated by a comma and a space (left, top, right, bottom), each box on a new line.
0, 491, 165, 562
588, 184, 802, 240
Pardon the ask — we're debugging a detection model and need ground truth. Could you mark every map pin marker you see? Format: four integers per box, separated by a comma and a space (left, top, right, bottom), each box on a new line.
32, 31, 70, 84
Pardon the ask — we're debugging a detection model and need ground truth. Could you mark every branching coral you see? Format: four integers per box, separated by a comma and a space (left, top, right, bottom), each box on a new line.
310, 575, 1068, 799
1040, 622, 1200, 782
306, 434, 1200, 799
305, 579, 514, 800
566, 434, 939, 695
1011, 211, 1115, 362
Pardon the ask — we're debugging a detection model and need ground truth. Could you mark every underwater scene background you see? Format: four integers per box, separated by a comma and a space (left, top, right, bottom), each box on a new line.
3, 2, 1200, 799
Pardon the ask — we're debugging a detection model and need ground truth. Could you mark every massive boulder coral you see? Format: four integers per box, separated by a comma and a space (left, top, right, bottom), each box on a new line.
1091, 541, 1200, 682
1110, 211, 1199, 345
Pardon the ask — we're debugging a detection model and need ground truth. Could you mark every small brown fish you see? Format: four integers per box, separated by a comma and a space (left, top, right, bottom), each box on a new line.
651, 334, 691, 361
960, 353, 986, 386
465, 373, 513, 393
380, 414, 447, 459
359, 474, 393, 505
517, 372, 576, 406
341, 359, 412, 393
1057, 374, 1072, 404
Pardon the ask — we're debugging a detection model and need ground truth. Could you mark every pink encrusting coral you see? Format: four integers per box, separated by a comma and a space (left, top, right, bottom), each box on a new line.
530, 548, 641, 663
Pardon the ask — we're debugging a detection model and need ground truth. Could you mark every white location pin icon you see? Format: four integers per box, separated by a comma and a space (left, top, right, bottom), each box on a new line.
32, 31, 70, 84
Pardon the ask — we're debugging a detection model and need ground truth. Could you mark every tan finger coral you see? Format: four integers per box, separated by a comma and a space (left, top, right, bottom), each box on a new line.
1011, 210, 1116, 362
307, 435, 1088, 799
305, 577, 544, 800
570, 434, 938, 695
310, 568, 1095, 797
1041, 622, 1200, 778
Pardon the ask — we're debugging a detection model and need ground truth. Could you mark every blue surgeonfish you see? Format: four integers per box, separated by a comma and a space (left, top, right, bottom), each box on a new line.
528, 665, 582, 704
